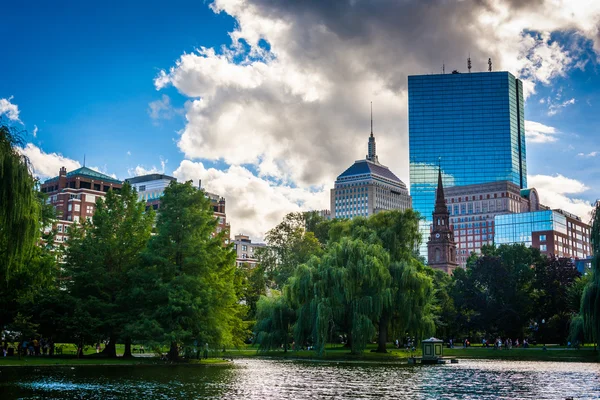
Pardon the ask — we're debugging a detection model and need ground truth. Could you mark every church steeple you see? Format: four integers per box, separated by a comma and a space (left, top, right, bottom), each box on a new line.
435, 161, 448, 213
366, 102, 379, 164
427, 159, 458, 274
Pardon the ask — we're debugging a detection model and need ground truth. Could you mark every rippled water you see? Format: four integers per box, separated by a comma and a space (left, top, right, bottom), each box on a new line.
1, 359, 599, 399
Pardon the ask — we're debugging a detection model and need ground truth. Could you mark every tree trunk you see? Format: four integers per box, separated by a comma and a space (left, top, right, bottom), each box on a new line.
77, 340, 85, 359
122, 337, 133, 358
102, 337, 117, 358
344, 332, 353, 350
376, 313, 389, 353
167, 341, 179, 361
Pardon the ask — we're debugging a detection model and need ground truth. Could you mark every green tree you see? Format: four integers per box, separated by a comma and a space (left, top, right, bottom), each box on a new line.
452, 244, 539, 339
64, 182, 154, 357
0, 123, 41, 279
143, 181, 240, 359
581, 202, 600, 349
533, 256, 580, 344
257, 212, 323, 288
254, 292, 295, 352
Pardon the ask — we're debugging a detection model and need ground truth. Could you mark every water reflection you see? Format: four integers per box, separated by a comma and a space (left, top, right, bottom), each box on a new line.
1, 359, 599, 399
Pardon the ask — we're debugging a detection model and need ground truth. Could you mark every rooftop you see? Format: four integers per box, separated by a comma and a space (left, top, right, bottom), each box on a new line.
44, 167, 121, 185
337, 159, 406, 188
125, 174, 177, 184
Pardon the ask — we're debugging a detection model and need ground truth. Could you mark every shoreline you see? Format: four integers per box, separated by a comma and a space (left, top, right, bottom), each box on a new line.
0, 347, 596, 367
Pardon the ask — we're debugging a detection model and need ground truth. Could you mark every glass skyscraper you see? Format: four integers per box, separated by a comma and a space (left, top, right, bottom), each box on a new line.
408, 71, 527, 257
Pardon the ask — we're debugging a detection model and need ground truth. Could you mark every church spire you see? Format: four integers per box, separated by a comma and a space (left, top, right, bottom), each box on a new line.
435, 158, 447, 212
367, 102, 379, 163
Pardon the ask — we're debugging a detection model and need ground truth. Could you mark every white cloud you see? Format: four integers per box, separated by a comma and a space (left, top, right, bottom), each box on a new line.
577, 151, 598, 157
173, 160, 328, 241
127, 150, 132, 156
19, 143, 81, 179
548, 98, 576, 116
148, 94, 181, 121
525, 120, 559, 143
0, 96, 21, 122
154, 0, 600, 235
19, 143, 118, 181
128, 157, 168, 177
528, 174, 594, 221
32, 125, 38, 138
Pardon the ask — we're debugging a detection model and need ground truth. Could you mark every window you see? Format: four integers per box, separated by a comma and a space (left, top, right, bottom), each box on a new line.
540, 244, 547, 251
73, 216, 80, 222
74, 204, 80, 212
242, 245, 247, 251
139, 185, 146, 192
68, 204, 72, 211
539, 234, 546, 241
57, 224, 63, 233
87, 205, 94, 214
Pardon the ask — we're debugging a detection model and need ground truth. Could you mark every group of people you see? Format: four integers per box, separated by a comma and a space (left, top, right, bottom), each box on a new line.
2, 338, 55, 357
447, 337, 532, 349
489, 337, 529, 349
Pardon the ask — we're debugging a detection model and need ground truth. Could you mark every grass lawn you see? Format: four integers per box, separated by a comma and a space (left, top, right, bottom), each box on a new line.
0, 356, 230, 367
222, 343, 599, 363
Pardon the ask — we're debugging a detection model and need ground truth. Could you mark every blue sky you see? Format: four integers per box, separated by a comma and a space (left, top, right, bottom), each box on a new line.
1, 0, 599, 239
1, 1, 233, 175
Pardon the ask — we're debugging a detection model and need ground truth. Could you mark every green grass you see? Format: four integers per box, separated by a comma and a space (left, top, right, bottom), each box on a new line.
222, 343, 598, 363
3, 343, 595, 366
0, 356, 229, 367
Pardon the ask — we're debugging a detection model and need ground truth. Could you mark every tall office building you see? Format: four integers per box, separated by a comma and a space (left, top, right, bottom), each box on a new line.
331, 116, 411, 219
408, 71, 527, 257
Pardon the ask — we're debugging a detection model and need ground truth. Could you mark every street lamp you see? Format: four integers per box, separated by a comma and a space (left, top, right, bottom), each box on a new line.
541, 319, 546, 351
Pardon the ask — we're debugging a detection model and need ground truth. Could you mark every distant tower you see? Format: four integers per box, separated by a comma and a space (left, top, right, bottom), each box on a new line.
488, 58, 492, 72
468, 56, 472, 73
366, 102, 379, 164
427, 163, 458, 274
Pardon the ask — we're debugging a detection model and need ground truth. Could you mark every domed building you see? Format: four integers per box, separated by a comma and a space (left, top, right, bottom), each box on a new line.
330, 115, 411, 219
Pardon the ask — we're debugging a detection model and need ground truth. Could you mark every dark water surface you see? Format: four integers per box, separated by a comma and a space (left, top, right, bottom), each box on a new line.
1, 359, 599, 399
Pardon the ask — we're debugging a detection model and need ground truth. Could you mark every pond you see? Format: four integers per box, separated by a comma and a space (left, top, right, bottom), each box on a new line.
1, 359, 599, 399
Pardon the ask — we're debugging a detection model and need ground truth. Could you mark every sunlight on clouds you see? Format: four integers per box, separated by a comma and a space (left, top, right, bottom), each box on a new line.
173, 160, 328, 241
524, 120, 559, 143
528, 173, 594, 221
0, 96, 21, 122
155, 0, 600, 234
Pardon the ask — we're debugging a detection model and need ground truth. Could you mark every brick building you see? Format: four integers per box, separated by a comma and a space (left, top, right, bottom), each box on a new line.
495, 209, 592, 260
444, 181, 542, 267
40, 166, 123, 243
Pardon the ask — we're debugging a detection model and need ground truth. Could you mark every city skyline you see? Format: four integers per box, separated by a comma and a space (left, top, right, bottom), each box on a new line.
1, 0, 599, 240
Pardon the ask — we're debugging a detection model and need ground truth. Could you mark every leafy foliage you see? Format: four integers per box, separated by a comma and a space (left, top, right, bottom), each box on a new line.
581, 202, 600, 346
142, 181, 240, 358
0, 123, 41, 278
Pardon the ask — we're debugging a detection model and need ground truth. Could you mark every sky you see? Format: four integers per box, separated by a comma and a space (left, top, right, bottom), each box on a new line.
1, 0, 599, 241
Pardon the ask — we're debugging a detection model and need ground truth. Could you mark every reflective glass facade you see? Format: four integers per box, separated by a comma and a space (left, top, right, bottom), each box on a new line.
494, 210, 566, 246
408, 71, 526, 256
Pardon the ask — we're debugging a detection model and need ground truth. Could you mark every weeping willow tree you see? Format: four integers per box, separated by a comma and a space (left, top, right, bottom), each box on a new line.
0, 123, 40, 280
581, 202, 600, 350
288, 237, 392, 355
254, 292, 295, 352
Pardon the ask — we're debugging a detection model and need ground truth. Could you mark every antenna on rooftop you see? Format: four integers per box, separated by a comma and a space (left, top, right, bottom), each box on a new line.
370, 101, 373, 136
488, 58, 492, 72
442, 62, 445, 74
83, 154, 86, 167
468, 55, 472, 73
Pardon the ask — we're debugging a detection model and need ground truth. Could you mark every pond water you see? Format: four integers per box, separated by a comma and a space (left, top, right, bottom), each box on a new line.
1, 359, 599, 399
